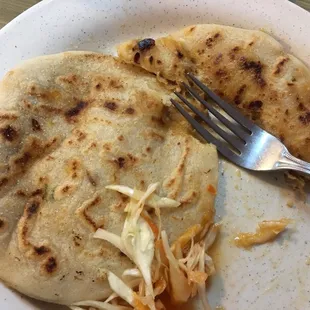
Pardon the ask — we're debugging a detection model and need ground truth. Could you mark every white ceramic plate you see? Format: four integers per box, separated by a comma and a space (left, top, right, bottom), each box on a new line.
0, 0, 310, 309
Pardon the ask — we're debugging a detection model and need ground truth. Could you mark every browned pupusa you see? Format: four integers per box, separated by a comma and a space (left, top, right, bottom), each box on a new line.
118, 24, 310, 162
0, 52, 218, 305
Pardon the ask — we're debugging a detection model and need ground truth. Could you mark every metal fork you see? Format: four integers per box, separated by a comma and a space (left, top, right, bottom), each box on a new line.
170, 73, 310, 175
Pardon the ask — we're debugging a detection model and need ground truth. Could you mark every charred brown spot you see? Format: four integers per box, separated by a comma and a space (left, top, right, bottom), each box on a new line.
214, 53, 223, 65
81, 196, 102, 231
214, 89, 224, 97
298, 103, 306, 111
73, 235, 82, 247
206, 33, 221, 48
31, 118, 41, 132
21, 226, 28, 243
16, 190, 27, 197
274, 58, 289, 75
0, 113, 18, 120
26, 201, 40, 218
128, 153, 137, 163
134, 52, 140, 64
147, 56, 153, 65
249, 41, 254, 46
166, 177, 176, 187
44, 257, 57, 273
116, 157, 125, 168
86, 170, 96, 186
0, 218, 8, 233
38, 105, 63, 114
104, 101, 117, 111
285, 109, 289, 115
287, 82, 294, 86
299, 112, 310, 125
0, 178, 8, 188
177, 50, 184, 59
197, 49, 205, 55
229, 46, 240, 60
151, 115, 166, 127
119, 251, 126, 257
240, 57, 266, 87
59, 74, 78, 84
137, 38, 155, 51
125, 107, 135, 114
34, 246, 50, 255
95, 83, 102, 90
215, 69, 227, 77
117, 135, 124, 141
189, 26, 196, 32
89, 196, 101, 207
65, 101, 88, 120
167, 79, 177, 86
29, 86, 60, 101
109, 80, 122, 89
248, 100, 263, 110
234, 84, 246, 105
14, 152, 31, 167
62, 185, 72, 193
146, 147, 151, 153
1, 125, 18, 142
279, 134, 285, 143
31, 189, 44, 197
157, 59, 162, 65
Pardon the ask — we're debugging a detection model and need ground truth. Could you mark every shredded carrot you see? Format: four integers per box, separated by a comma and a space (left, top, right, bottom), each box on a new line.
188, 270, 208, 284
171, 224, 202, 254
155, 239, 169, 266
133, 293, 149, 310
207, 184, 217, 195
141, 212, 159, 239
154, 277, 167, 296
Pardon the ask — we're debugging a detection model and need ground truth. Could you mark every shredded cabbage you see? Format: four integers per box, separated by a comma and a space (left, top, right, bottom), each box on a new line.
94, 229, 130, 258
105, 184, 180, 208
161, 231, 191, 304
70, 306, 85, 310
204, 223, 220, 250
73, 300, 131, 310
68, 183, 218, 310
122, 268, 142, 278
197, 243, 212, 310
107, 272, 135, 306
120, 183, 158, 307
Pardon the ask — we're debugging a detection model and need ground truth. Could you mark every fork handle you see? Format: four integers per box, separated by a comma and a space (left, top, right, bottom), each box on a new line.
276, 149, 310, 176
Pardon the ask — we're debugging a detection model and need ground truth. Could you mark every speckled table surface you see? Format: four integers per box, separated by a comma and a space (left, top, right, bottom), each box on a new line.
0, 0, 310, 29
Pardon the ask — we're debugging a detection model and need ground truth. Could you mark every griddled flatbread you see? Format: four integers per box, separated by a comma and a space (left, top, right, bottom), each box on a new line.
0, 52, 218, 305
118, 24, 310, 162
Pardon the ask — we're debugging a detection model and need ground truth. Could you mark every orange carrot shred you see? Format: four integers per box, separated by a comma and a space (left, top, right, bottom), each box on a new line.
141, 213, 159, 238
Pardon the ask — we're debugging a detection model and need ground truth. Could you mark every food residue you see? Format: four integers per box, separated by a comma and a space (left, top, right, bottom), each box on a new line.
234, 218, 291, 249
207, 184, 217, 195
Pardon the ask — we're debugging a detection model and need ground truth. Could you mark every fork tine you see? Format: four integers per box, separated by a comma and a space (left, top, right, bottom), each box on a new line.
174, 92, 243, 151
182, 82, 248, 141
187, 73, 258, 132
170, 98, 238, 160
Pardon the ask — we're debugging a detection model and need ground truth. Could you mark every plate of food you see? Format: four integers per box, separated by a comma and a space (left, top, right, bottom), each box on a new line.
0, 0, 310, 309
